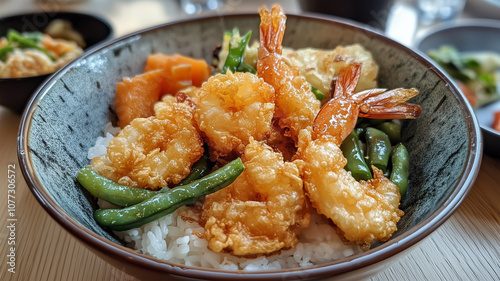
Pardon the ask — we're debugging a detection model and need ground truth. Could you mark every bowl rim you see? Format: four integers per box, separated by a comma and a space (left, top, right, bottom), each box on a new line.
0, 10, 114, 82
17, 12, 483, 280
413, 17, 500, 152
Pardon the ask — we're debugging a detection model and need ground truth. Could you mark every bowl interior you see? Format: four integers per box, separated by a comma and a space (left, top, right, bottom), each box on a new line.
416, 19, 500, 157
19, 14, 481, 279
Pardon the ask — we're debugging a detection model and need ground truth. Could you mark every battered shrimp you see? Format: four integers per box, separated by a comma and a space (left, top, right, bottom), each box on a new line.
195, 71, 275, 160
257, 5, 321, 142
201, 138, 310, 256
282, 44, 379, 98
296, 63, 421, 249
91, 94, 204, 190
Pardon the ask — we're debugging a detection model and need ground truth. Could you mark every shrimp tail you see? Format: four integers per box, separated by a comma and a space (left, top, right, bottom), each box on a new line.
313, 63, 364, 144
332, 63, 362, 99
314, 63, 422, 143
258, 5, 286, 58
358, 88, 423, 119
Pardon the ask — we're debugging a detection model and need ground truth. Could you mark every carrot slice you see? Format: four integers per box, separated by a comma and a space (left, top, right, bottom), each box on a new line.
115, 69, 164, 128
456, 81, 477, 108
493, 111, 500, 132
145, 53, 212, 94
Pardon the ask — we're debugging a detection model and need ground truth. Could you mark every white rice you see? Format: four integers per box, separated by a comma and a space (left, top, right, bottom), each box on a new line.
89, 123, 361, 270
115, 206, 360, 270
87, 122, 121, 160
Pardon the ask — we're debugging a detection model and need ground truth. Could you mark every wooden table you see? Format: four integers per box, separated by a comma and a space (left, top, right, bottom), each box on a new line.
1, 1, 500, 280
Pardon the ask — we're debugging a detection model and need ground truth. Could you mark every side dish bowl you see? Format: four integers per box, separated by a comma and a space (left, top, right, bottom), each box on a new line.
415, 18, 500, 158
0, 11, 113, 114
18, 13, 481, 280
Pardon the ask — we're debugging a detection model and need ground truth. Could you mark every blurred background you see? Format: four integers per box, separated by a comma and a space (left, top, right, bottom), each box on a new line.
1, 0, 499, 47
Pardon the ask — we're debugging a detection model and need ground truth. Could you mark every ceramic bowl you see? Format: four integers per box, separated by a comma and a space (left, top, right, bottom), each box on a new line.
415, 19, 500, 158
0, 11, 113, 114
18, 13, 481, 280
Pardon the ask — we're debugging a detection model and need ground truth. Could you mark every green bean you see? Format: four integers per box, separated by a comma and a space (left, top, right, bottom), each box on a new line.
221, 29, 252, 74
77, 167, 157, 207
93, 158, 245, 231
77, 154, 213, 207
310, 84, 325, 101
365, 127, 392, 173
356, 118, 388, 129
104, 198, 199, 231
390, 143, 410, 198
0, 46, 14, 61
340, 129, 372, 181
238, 61, 257, 74
376, 122, 401, 144
7, 29, 55, 61
178, 154, 212, 185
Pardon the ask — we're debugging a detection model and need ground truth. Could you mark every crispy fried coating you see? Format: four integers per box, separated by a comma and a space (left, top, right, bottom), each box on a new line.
200, 138, 310, 256
195, 71, 275, 160
296, 130, 403, 249
91, 94, 204, 189
257, 5, 321, 142
282, 44, 379, 99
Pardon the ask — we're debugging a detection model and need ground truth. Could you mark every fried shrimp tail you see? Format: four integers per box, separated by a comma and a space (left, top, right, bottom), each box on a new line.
257, 5, 321, 142
313, 63, 422, 145
298, 63, 421, 248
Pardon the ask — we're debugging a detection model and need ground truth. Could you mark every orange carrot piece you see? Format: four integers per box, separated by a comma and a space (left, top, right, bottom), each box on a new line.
456, 81, 477, 108
493, 111, 500, 132
145, 53, 212, 94
115, 69, 164, 128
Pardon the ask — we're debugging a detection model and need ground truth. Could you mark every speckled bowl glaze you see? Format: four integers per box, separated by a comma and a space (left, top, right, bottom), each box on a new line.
18, 13, 481, 281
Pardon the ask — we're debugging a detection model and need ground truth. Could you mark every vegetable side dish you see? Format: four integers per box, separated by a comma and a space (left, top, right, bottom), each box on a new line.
0, 22, 84, 78
428, 46, 500, 132
77, 5, 422, 270
428, 45, 500, 108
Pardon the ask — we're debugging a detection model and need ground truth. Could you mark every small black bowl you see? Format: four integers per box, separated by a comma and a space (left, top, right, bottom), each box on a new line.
0, 12, 113, 114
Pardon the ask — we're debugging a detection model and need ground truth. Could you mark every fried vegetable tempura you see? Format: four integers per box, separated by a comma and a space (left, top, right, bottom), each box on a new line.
282, 44, 379, 99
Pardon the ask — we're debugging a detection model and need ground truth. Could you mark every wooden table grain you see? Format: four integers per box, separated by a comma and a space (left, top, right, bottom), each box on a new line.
1, 1, 499, 280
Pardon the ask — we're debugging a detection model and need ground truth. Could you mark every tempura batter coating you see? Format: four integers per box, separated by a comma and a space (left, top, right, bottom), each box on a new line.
257, 5, 321, 142
282, 44, 379, 98
201, 138, 310, 256
91, 94, 204, 189
296, 130, 403, 249
195, 71, 275, 160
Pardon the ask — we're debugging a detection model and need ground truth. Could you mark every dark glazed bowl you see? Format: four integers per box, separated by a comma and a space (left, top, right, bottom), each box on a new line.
415, 19, 500, 158
18, 13, 481, 281
0, 12, 113, 114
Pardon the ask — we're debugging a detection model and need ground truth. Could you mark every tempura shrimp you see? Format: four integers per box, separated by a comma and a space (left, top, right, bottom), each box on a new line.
91, 94, 204, 190
201, 138, 310, 256
257, 5, 321, 142
195, 71, 275, 160
296, 63, 421, 248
